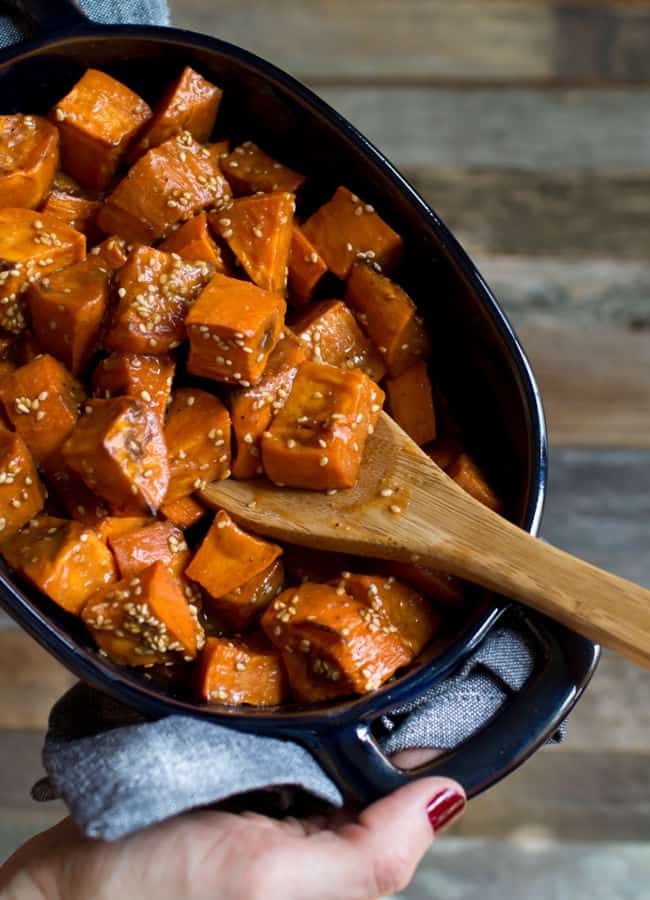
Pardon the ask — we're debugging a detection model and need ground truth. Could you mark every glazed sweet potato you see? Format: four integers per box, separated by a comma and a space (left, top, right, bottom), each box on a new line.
62, 397, 169, 514
209, 192, 294, 294
185, 273, 286, 386
0, 354, 84, 462
186, 510, 282, 599
292, 299, 386, 382
448, 452, 503, 513
163, 387, 232, 503
1, 516, 116, 615
160, 495, 207, 530
220, 141, 305, 196
97, 132, 230, 244
94, 515, 154, 543
385, 360, 436, 446
261, 361, 384, 491
41, 448, 111, 525
92, 353, 175, 424
195, 633, 288, 706
282, 544, 355, 585
104, 245, 213, 354
89, 235, 130, 270
425, 435, 463, 473
82, 560, 204, 666
0, 115, 59, 209
302, 186, 403, 279
287, 226, 328, 306
345, 262, 430, 377
0, 430, 46, 538
204, 559, 285, 631
159, 212, 226, 269
40, 172, 102, 242
108, 520, 188, 580
378, 560, 465, 607
51, 69, 152, 191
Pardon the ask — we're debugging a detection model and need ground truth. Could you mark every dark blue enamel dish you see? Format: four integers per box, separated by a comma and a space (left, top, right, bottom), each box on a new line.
0, 0, 599, 806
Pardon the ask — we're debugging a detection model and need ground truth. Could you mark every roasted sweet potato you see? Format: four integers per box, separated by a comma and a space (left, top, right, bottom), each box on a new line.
104, 245, 213, 354
164, 387, 232, 503
204, 559, 285, 631
261, 361, 384, 490
282, 544, 355, 585
89, 235, 130, 270
220, 141, 305, 196
0, 354, 84, 462
12, 332, 41, 366
160, 495, 207, 530
1, 516, 116, 614
94, 515, 154, 543
97, 132, 230, 244
82, 560, 204, 666
0, 430, 46, 538
40, 172, 102, 242
385, 360, 436, 446
185, 273, 286, 386
378, 560, 465, 607
41, 448, 111, 525
302, 186, 403, 279
292, 299, 386, 382
108, 520, 189, 580
209, 192, 294, 294
129, 66, 223, 162
448, 452, 503, 513
0, 115, 59, 209
0, 209, 85, 333
159, 212, 226, 269
92, 353, 175, 423
229, 331, 307, 479
287, 226, 327, 306
186, 510, 282, 599
195, 633, 287, 705
51, 69, 152, 191
62, 397, 169, 514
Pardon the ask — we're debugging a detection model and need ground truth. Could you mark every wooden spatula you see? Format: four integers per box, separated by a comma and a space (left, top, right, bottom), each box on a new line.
201, 412, 650, 669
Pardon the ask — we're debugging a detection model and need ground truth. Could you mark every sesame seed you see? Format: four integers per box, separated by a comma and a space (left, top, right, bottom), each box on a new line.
319, 455, 329, 466
380, 488, 393, 497
140, 390, 152, 402
389, 504, 402, 514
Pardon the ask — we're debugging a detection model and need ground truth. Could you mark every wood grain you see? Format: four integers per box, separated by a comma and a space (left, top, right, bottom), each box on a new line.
0, 632, 74, 729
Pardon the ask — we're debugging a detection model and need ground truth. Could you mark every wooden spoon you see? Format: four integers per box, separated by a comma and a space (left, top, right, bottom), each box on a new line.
201, 412, 650, 669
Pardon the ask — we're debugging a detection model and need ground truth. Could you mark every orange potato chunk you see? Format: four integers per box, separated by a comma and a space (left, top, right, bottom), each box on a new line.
62, 397, 169, 514
82, 561, 203, 666
302, 186, 403, 279
205, 559, 285, 632
186, 510, 282, 599
97, 132, 230, 244
108, 520, 188, 580
282, 544, 354, 585
379, 560, 465, 607
160, 495, 207, 530
209, 192, 294, 294
185, 273, 286, 386
88, 235, 130, 270
92, 353, 175, 424
94, 515, 154, 543
51, 69, 152, 191
449, 453, 503, 514
40, 172, 102, 242
0, 431, 45, 539
0, 115, 59, 209
41, 448, 111, 525
129, 66, 223, 161
164, 387, 232, 503
104, 245, 213, 355
261, 361, 384, 491
2, 516, 116, 615
0, 354, 84, 462
292, 299, 386, 382
385, 360, 436, 446
195, 633, 288, 706
159, 212, 226, 269
287, 226, 327, 306
220, 141, 305, 196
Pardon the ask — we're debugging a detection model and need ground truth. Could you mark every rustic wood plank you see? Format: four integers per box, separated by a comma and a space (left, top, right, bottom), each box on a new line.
0, 632, 74, 729
170, 0, 650, 85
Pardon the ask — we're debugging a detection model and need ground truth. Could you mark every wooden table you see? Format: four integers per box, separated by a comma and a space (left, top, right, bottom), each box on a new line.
2, 2, 650, 896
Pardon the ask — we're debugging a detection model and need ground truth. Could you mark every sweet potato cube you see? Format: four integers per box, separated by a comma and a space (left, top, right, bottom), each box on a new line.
51, 69, 152, 191
129, 66, 223, 161
164, 388, 232, 503
40, 172, 102, 242
282, 544, 354, 585
82, 561, 203, 666
105, 245, 213, 355
160, 495, 207, 530
345, 262, 430, 377
108, 520, 189, 580
89, 235, 130, 270
97, 132, 230, 244
94, 515, 154, 543
0, 209, 85, 333
262, 583, 411, 699
220, 141, 305, 197
449, 453, 503, 514
2, 516, 116, 615
292, 299, 386, 382
385, 361, 436, 446
261, 361, 384, 490
302, 187, 403, 279
62, 397, 169, 514
185, 273, 286, 385
288, 226, 327, 305
186, 510, 282, 599
209, 192, 294, 294
0, 115, 59, 209
92, 353, 175, 424
379, 560, 465, 607
159, 212, 226, 269
0, 431, 45, 539
41, 449, 111, 525
195, 633, 288, 706
0, 354, 84, 462
229, 331, 307, 479
205, 559, 285, 632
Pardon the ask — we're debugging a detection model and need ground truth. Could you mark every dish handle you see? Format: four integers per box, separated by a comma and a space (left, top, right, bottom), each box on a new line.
10, 0, 88, 33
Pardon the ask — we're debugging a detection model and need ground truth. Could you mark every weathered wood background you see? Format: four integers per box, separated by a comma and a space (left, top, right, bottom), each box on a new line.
2, 2, 650, 896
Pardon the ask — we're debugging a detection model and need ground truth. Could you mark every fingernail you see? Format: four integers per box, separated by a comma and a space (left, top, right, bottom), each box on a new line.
426, 787, 466, 833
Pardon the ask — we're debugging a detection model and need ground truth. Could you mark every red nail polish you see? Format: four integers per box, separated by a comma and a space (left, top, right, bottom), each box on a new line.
426, 788, 466, 833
